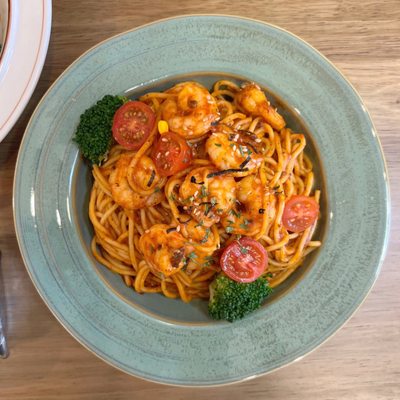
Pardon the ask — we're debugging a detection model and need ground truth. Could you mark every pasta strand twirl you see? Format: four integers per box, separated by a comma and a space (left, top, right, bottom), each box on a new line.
88, 80, 321, 302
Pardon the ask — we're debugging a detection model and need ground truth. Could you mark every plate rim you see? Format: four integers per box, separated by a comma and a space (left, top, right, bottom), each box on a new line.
13, 14, 391, 387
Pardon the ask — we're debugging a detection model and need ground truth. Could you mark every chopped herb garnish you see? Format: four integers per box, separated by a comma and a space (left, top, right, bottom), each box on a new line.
168, 193, 177, 201
190, 176, 205, 185
200, 185, 208, 198
225, 226, 234, 234
244, 141, 258, 154
182, 195, 195, 204
214, 143, 222, 147
239, 219, 250, 230
230, 209, 242, 218
195, 220, 204, 228
204, 203, 212, 216
239, 145, 245, 157
237, 239, 249, 254
203, 255, 216, 267
186, 251, 201, 266
154, 187, 161, 193
149, 244, 156, 254
200, 228, 211, 243
266, 272, 273, 278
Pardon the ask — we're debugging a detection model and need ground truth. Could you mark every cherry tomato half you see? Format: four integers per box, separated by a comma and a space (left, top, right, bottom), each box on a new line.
112, 101, 156, 150
220, 237, 268, 283
152, 132, 192, 177
282, 195, 319, 233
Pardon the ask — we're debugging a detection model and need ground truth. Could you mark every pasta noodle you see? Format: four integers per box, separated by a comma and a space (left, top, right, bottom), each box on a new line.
88, 79, 321, 302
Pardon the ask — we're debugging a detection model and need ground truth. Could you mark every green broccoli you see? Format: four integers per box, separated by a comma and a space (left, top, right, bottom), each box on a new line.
208, 274, 272, 322
74, 95, 127, 164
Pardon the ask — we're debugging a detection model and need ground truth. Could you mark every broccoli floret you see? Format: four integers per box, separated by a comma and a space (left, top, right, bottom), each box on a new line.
74, 95, 127, 164
208, 274, 272, 322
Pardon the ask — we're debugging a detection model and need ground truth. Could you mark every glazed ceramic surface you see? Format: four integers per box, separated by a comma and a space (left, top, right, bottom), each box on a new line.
13, 15, 389, 386
0, 0, 52, 141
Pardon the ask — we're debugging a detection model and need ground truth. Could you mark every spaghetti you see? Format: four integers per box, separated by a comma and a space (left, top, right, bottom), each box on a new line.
88, 79, 321, 302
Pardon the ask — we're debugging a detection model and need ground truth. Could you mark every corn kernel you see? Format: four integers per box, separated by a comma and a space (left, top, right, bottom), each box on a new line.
158, 120, 169, 134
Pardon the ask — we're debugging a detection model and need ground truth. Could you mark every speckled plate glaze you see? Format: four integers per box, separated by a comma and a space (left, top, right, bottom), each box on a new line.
13, 15, 390, 386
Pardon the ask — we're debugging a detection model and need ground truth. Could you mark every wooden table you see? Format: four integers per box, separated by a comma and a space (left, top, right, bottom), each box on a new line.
1, 1, 399, 398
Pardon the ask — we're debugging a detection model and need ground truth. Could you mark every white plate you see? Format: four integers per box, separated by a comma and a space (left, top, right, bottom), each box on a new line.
0, 0, 52, 142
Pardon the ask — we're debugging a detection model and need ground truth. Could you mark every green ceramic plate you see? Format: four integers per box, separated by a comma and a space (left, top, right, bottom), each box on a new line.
13, 15, 390, 386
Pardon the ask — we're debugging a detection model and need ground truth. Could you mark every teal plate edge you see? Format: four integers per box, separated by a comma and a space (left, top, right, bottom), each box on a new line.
13, 15, 390, 386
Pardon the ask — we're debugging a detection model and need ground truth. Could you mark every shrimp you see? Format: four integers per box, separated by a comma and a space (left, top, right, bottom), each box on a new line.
162, 82, 220, 139
221, 174, 276, 236
139, 224, 187, 277
179, 219, 219, 254
205, 125, 264, 174
128, 154, 162, 191
235, 83, 286, 131
109, 154, 163, 210
178, 219, 220, 272
179, 167, 236, 227
139, 220, 218, 277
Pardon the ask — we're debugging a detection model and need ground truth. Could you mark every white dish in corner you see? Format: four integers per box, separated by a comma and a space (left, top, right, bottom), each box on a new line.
0, 0, 52, 142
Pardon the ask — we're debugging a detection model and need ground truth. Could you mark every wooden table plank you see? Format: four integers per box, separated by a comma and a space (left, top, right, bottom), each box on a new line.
0, 1, 399, 398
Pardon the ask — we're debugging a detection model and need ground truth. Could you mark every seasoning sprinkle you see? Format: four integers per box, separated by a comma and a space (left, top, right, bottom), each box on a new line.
239, 155, 252, 169
190, 176, 205, 185
146, 169, 156, 187
206, 168, 249, 178
200, 228, 211, 243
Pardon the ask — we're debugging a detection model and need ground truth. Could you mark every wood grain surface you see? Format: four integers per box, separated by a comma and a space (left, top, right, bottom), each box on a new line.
0, 1, 399, 399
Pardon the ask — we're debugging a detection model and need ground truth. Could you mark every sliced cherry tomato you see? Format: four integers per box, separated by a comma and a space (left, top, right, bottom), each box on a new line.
282, 195, 319, 233
152, 132, 192, 177
220, 237, 268, 283
112, 101, 156, 150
